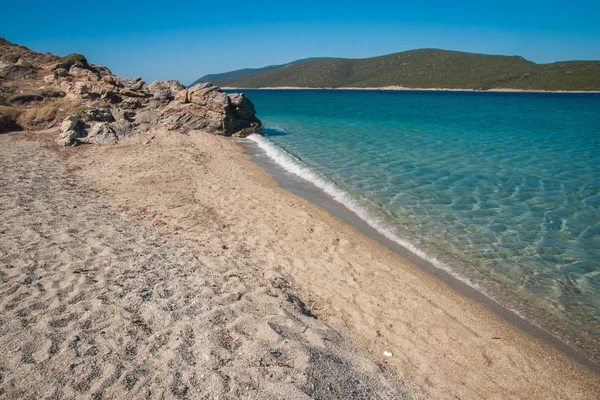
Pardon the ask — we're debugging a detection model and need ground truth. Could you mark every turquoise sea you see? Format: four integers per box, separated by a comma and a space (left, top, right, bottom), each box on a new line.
236, 89, 600, 360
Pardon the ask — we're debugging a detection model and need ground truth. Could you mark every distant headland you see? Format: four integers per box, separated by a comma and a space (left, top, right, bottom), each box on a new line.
193, 49, 600, 92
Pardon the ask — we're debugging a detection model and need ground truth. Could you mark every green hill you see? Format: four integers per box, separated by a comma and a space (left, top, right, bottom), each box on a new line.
206, 49, 600, 91
190, 58, 327, 87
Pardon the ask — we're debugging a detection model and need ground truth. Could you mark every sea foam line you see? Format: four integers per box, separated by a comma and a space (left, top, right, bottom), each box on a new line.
247, 133, 474, 286
246, 133, 550, 333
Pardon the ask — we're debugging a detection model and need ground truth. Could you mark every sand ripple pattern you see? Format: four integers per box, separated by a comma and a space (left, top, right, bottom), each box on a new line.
0, 136, 411, 399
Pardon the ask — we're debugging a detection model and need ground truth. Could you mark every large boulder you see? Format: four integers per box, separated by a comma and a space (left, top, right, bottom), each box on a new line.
78, 122, 117, 145
174, 90, 188, 103
157, 102, 224, 133
56, 112, 119, 145
225, 93, 262, 137
148, 80, 186, 101
56, 115, 79, 146
187, 82, 225, 106
167, 83, 261, 137
129, 79, 146, 91
1, 64, 37, 80
46, 69, 262, 144
118, 77, 144, 90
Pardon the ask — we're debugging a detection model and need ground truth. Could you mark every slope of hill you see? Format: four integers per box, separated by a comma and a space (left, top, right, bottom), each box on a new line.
0, 39, 261, 140
190, 58, 327, 87
206, 49, 600, 91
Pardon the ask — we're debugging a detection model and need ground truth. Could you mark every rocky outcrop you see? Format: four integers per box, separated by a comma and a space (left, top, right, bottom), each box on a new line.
157, 83, 262, 136
56, 111, 119, 146
225, 93, 262, 136
52, 77, 262, 146
0, 39, 262, 143
56, 116, 79, 146
1, 64, 37, 80
148, 80, 186, 103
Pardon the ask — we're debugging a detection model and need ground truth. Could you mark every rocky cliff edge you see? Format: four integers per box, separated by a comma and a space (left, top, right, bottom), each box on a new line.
0, 39, 262, 145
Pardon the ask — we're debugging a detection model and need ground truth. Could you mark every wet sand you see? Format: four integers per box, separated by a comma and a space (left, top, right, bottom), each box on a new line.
240, 139, 599, 371
1, 129, 599, 399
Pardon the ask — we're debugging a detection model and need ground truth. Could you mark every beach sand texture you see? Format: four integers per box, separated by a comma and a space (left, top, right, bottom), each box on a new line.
0, 134, 411, 399
1, 129, 599, 399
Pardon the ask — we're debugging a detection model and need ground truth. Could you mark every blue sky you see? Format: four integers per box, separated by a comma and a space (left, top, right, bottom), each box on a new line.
4, 1, 599, 85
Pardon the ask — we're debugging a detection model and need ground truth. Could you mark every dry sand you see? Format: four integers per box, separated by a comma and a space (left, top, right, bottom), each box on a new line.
1, 129, 599, 399
0, 133, 411, 399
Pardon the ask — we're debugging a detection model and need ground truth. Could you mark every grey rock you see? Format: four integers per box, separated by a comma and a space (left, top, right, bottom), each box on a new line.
94, 65, 113, 77
1, 64, 37, 80
102, 90, 123, 104
129, 79, 146, 91
61, 115, 79, 132
50, 74, 262, 146
57, 114, 119, 145
165, 84, 262, 137
79, 123, 118, 145
148, 80, 186, 102
119, 88, 152, 98
156, 102, 221, 133
111, 120, 135, 138
120, 97, 146, 109
224, 93, 262, 137
132, 110, 157, 126
171, 383, 188, 396
57, 116, 80, 146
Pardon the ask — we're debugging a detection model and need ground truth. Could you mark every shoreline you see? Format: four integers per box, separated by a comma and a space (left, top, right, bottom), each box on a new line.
222, 86, 600, 93
192, 131, 600, 397
238, 136, 600, 372
4, 128, 598, 398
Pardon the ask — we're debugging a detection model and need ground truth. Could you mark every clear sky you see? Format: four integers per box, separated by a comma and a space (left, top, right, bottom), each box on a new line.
3, 1, 599, 85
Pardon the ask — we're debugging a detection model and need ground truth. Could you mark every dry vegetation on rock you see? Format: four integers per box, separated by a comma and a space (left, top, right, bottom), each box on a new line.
0, 39, 262, 143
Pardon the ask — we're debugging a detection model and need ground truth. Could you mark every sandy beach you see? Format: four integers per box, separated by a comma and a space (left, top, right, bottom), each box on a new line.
1, 128, 599, 399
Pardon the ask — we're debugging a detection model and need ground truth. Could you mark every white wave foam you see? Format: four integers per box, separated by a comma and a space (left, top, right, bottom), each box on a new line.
246, 134, 573, 344
247, 134, 473, 285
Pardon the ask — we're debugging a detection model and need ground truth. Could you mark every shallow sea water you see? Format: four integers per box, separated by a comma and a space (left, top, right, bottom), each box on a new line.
234, 89, 600, 359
